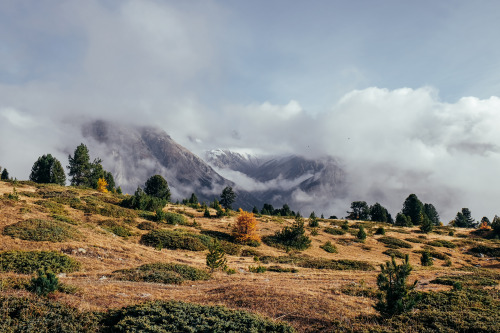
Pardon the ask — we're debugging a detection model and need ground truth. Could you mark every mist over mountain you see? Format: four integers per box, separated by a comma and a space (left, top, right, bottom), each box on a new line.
205, 150, 348, 215
81, 120, 261, 209
79, 121, 348, 216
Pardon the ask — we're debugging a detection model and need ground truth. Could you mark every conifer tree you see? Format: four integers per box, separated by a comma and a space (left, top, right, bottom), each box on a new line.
206, 239, 227, 272
402, 194, 424, 225
375, 255, 418, 317
67, 144, 91, 186
357, 225, 367, 241
1, 168, 9, 180
232, 209, 260, 243
220, 186, 236, 210
144, 175, 171, 201
30, 154, 66, 186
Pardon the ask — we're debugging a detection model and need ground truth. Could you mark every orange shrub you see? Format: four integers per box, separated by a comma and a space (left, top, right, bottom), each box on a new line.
232, 209, 260, 243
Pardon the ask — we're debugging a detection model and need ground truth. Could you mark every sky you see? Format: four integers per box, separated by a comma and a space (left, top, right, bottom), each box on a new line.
1, 0, 500, 221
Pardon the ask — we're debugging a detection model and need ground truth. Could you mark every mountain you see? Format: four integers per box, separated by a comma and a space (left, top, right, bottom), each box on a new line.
81, 120, 260, 209
205, 150, 347, 214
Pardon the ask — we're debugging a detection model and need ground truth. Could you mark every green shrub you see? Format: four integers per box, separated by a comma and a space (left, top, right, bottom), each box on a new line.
377, 236, 413, 249
240, 248, 262, 257
375, 227, 386, 235
34, 200, 67, 215
3, 219, 80, 242
468, 244, 500, 257
81, 196, 136, 218
340, 281, 379, 298
427, 239, 457, 248
382, 249, 406, 259
163, 212, 188, 225
430, 269, 499, 287
357, 226, 367, 241
140, 229, 209, 251
113, 262, 210, 284
51, 214, 78, 225
324, 227, 346, 235
420, 251, 433, 266
29, 269, 60, 296
414, 248, 449, 260
249, 265, 267, 273
299, 258, 374, 271
206, 240, 227, 272
375, 255, 418, 317
137, 221, 158, 230
405, 237, 425, 243
99, 220, 132, 238
320, 241, 338, 253
266, 266, 298, 273
0, 250, 80, 274
0, 296, 101, 333
103, 300, 295, 332
264, 217, 311, 251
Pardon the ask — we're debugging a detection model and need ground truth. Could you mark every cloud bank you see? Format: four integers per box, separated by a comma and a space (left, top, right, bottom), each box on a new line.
1, 1, 500, 222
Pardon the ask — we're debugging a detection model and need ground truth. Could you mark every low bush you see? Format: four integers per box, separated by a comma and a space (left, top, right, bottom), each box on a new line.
324, 227, 346, 235
113, 262, 210, 284
468, 244, 500, 257
377, 236, 413, 249
137, 221, 158, 230
405, 237, 425, 243
320, 241, 338, 253
340, 281, 379, 298
249, 265, 267, 273
103, 300, 295, 332
0, 296, 101, 333
420, 251, 433, 266
240, 248, 262, 257
299, 258, 375, 271
51, 214, 78, 225
375, 227, 386, 235
3, 219, 80, 242
382, 249, 406, 259
0, 250, 80, 274
430, 269, 500, 287
140, 229, 210, 251
99, 220, 132, 238
28, 270, 60, 296
426, 239, 457, 249
34, 200, 68, 215
414, 248, 449, 260
266, 265, 299, 273
264, 217, 311, 251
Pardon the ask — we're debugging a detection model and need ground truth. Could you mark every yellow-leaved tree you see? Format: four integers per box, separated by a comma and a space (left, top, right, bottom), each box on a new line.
232, 209, 260, 243
97, 178, 109, 193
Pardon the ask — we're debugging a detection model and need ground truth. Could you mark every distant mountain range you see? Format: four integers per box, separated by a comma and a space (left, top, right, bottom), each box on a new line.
81, 120, 347, 214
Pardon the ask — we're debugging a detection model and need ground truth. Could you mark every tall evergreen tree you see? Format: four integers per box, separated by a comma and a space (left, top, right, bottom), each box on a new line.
347, 201, 370, 220
423, 203, 440, 225
402, 194, 424, 225
67, 144, 91, 186
453, 208, 474, 228
30, 154, 66, 186
370, 203, 389, 222
395, 213, 412, 227
1, 168, 9, 180
220, 186, 236, 210
144, 175, 171, 201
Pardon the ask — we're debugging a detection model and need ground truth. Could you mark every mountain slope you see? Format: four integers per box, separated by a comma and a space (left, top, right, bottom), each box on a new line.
81, 120, 260, 209
205, 150, 347, 213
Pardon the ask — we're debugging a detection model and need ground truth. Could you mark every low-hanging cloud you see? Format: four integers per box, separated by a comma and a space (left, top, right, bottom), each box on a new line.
1, 1, 500, 222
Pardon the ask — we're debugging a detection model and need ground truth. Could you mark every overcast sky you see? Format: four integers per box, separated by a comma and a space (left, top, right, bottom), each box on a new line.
1, 0, 500, 221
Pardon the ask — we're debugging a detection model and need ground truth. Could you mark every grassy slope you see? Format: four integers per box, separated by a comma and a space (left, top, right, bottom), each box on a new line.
0, 181, 499, 332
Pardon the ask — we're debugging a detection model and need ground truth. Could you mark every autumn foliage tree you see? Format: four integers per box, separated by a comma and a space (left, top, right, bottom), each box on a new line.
97, 178, 109, 193
232, 209, 260, 243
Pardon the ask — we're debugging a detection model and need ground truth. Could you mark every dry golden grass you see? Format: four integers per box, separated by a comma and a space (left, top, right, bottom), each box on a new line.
0, 180, 498, 332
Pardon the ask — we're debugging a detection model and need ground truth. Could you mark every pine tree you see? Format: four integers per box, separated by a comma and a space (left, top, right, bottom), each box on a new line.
220, 186, 236, 210
1, 168, 9, 180
395, 213, 412, 227
30, 154, 66, 186
423, 203, 440, 225
144, 175, 171, 201
357, 225, 367, 241
67, 144, 91, 186
402, 194, 424, 225
370, 202, 389, 222
375, 255, 418, 317
308, 211, 319, 227
419, 214, 433, 233
347, 201, 370, 220
206, 239, 227, 272
420, 250, 433, 266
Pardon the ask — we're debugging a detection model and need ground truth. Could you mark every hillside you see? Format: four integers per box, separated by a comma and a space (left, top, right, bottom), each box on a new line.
1, 180, 499, 332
